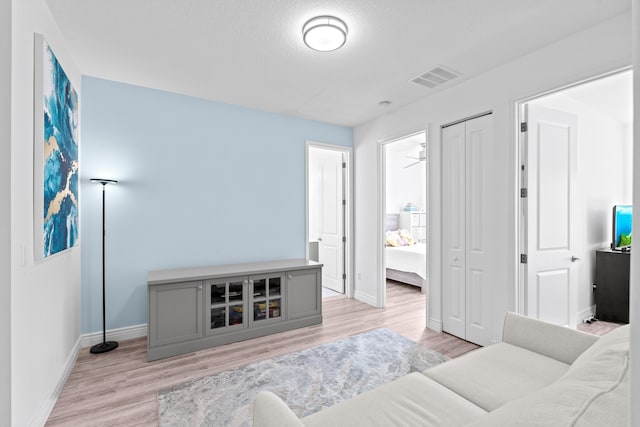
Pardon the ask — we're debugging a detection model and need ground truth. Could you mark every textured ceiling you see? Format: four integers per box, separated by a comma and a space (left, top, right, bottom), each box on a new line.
46, 0, 631, 127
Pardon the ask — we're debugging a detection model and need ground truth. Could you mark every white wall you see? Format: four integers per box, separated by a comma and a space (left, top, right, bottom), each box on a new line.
11, 0, 82, 425
1, 0, 12, 424
624, 123, 633, 200
530, 92, 631, 320
630, 2, 639, 424
385, 135, 426, 214
353, 13, 631, 340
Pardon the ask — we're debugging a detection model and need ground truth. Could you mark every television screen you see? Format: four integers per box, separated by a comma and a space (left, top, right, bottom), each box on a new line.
613, 205, 632, 249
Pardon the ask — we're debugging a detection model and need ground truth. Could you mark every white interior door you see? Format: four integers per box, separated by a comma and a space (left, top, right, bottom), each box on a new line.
442, 122, 467, 339
464, 115, 492, 345
524, 104, 578, 327
316, 150, 345, 293
442, 114, 492, 345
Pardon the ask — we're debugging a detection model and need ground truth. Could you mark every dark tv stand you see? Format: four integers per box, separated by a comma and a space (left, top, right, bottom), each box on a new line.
610, 244, 631, 253
594, 249, 630, 323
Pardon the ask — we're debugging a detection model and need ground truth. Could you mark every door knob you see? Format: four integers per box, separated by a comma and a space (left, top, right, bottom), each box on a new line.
318, 237, 323, 241
571, 256, 580, 262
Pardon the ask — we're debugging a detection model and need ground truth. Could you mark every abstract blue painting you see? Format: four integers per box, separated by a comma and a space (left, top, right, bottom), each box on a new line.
42, 39, 79, 257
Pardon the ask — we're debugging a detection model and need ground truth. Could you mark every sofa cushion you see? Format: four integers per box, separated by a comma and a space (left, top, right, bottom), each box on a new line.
567, 324, 629, 374
565, 324, 629, 426
574, 367, 628, 427
468, 325, 629, 427
502, 312, 599, 364
253, 391, 305, 427
423, 342, 570, 411
302, 372, 486, 427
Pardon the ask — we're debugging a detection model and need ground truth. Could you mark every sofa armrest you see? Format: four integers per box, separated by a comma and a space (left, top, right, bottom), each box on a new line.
502, 312, 599, 364
253, 391, 305, 427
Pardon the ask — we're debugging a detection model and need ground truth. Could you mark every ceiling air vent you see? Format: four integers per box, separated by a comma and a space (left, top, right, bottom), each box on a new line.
411, 66, 461, 89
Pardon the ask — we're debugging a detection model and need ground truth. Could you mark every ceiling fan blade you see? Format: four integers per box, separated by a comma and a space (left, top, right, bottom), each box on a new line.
403, 161, 421, 169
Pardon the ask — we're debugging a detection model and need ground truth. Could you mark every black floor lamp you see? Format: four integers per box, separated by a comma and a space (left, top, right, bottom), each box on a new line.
90, 178, 119, 354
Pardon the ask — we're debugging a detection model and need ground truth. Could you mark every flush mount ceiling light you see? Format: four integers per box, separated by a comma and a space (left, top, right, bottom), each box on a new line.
303, 15, 348, 52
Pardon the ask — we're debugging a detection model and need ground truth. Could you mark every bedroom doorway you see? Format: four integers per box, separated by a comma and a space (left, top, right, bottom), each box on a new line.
380, 130, 428, 306
516, 69, 633, 326
306, 142, 353, 298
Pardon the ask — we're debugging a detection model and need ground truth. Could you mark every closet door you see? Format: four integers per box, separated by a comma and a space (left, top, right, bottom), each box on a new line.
464, 115, 492, 345
442, 114, 492, 346
442, 122, 467, 339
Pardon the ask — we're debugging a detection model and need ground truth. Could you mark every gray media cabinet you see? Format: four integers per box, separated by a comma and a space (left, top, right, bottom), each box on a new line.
147, 259, 323, 361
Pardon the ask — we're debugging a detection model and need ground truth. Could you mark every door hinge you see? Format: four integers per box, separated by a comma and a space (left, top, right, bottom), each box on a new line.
343, 273, 347, 280
520, 254, 528, 264
342, 236, 346, 243
342, 162, 346, 168
521, 122, 528, 132
342, 199, 346, 206
520, 188, 528, 198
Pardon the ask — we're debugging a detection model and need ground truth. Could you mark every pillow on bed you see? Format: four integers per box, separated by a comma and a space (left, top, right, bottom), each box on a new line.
386, 229, 415, 246
385, 230, 400, 246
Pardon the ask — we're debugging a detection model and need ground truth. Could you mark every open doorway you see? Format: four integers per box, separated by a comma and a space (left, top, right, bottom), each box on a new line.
379, 131, 428, 306
517, 69, 633, 327
306, 142, 353, 299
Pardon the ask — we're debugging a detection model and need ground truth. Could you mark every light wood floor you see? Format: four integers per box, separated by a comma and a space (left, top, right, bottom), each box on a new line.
45, 281, 618, 426
46, 281, 477, 426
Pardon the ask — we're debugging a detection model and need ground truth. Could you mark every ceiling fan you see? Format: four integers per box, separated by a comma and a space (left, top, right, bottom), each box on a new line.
404, 143, 426, 168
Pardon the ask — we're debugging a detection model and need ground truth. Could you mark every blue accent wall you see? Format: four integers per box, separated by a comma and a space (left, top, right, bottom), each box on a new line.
81, 77, 353, 333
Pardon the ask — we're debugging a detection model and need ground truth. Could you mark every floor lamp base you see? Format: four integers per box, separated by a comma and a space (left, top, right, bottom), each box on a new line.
90, 341, 119, 354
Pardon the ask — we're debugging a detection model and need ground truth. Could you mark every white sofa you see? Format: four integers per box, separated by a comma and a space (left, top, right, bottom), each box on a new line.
253, 312, 630, 427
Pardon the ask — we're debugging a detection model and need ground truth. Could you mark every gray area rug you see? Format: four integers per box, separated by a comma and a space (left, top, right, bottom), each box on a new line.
158, 328, 449, 427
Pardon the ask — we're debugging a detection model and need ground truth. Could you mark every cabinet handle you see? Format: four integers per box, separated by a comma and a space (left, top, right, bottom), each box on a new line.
287, 274, 293, 280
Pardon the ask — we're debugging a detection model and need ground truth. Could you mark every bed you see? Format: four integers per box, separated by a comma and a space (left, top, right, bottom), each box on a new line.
386, 243, 426, 289
385, 213, 426, 290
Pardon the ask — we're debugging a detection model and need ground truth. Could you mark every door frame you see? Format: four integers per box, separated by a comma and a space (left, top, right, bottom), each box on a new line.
514, 66, 632, 316
376, 129, 429, 309
305, 141, 353, 298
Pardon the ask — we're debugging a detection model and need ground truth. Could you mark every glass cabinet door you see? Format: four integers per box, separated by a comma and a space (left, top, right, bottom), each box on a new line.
206, 277, 247, 335
250, 274, 284, 324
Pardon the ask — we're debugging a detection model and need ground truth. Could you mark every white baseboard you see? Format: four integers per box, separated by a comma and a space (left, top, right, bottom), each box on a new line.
32, 324, 148, 426
80, 323, 148, 348
427, 318, 442, 333
30, 335, 82, 427
578, 306, 596, 323
354, 290, 378, 307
